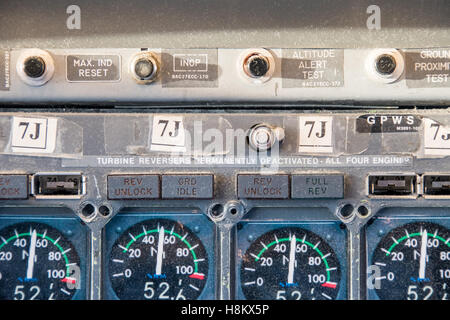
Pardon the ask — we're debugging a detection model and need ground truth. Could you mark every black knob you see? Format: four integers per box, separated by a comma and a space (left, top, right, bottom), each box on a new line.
245, 55, 269, 78
375, 54, 397, 75
23, 56, 46, 78
134, 58, 154, 79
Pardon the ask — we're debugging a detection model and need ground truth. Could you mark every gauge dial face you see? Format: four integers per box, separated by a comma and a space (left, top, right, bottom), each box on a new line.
0, 222, 81, 300
240, 227, 341, 300
371, 222, 450, 300
109, 219, 209, 300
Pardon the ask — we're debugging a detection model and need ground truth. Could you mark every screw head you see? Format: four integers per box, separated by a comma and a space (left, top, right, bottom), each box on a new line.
248, 124, 283, 152
64, 230, 74, 237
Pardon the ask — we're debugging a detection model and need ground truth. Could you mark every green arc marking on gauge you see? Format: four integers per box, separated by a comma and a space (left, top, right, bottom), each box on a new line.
0, 232, 71, 275
386, 232, 450, 256
255, 237, 332, 282
123, 229, 200, 273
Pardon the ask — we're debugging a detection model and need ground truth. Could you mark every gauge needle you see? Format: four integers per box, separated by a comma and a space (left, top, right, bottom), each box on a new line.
287, 235, 296, 284
26, 229, 37, 280
419, 229, 428, 279
155, 226, 165, 275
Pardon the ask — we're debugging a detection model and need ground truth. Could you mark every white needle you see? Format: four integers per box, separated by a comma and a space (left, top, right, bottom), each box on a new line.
26, 230, 37, 280
287, 235, 296, 284
155, 226, 165, 275
419, 229, 428, 279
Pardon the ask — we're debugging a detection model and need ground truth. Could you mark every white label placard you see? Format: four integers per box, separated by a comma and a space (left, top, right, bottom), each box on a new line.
423, 118, 450, 155
150, 115, 186, 152
298, 116, 333, 153
11, 117, 57, 153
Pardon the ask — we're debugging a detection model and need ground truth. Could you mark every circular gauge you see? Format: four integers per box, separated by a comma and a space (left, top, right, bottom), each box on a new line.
0, 222, 81, 300
240, 227, 341, 300
109, 219, 209, 300
371, 222, 450, 300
